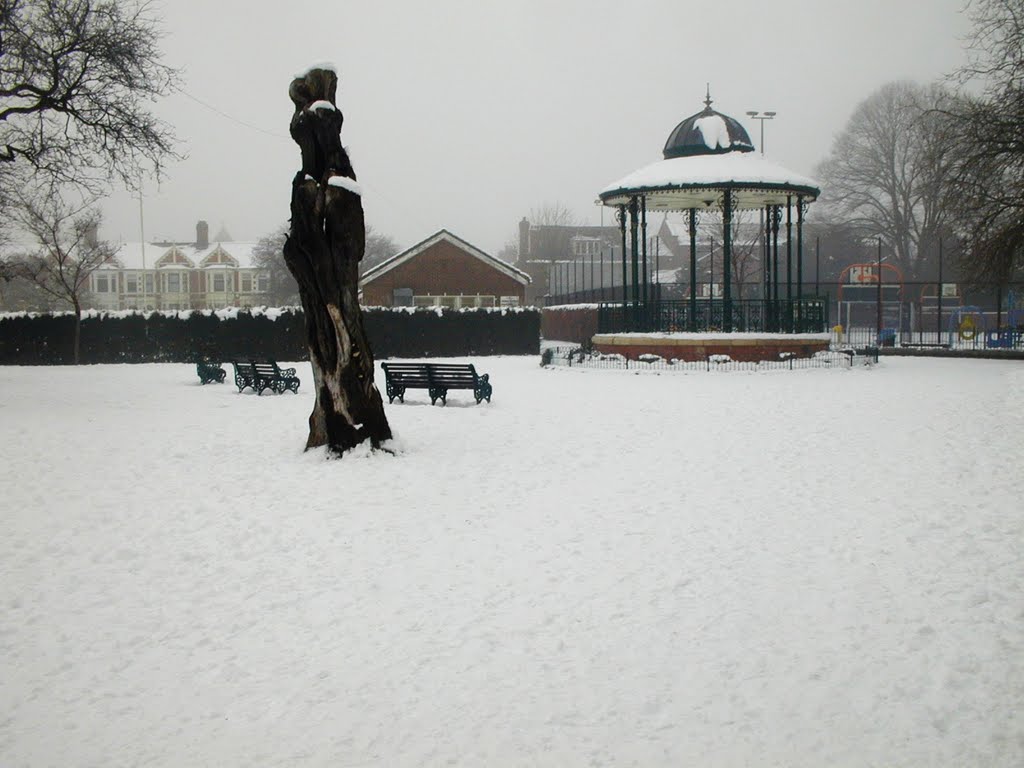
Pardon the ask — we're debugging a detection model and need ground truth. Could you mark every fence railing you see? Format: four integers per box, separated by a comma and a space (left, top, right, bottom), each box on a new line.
838, 325, 1024, 351
597, 299, 828, 334
541, 345, 878, 372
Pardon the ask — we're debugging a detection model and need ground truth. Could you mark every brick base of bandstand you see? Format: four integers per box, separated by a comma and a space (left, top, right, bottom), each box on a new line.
591, 332, 832, 363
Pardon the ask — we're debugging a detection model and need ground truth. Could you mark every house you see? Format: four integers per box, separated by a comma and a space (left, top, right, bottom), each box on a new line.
88, 221, 271, 311
360, 229, 530, 308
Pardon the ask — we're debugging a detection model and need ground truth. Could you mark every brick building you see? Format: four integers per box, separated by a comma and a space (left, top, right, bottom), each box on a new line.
360, 229, 530, 308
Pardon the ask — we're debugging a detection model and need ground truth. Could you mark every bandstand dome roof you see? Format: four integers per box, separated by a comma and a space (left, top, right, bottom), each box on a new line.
600, 93, 820, 211
663, 103, 755, 158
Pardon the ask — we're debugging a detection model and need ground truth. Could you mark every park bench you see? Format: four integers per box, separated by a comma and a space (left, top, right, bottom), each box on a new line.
380, 361, 492, 406
232, 360, 301, 395
196, 359, 226, 385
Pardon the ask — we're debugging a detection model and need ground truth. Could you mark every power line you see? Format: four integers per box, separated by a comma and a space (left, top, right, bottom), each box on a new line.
173, 86, 289, 140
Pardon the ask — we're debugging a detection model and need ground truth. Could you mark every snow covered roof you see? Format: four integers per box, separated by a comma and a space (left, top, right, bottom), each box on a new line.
361, 229, 531, 286
601, 92, 820, 211
600, 152, 820, 211
103, 241, 262, 270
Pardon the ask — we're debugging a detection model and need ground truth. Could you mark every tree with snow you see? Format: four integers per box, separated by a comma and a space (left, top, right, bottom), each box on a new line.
282, 67, 391, 455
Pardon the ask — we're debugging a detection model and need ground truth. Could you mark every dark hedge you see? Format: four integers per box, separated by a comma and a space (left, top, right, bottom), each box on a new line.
0, 307, 540, 365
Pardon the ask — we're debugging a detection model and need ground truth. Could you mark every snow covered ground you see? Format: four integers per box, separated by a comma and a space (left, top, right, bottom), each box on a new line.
2, 355, 1022, 766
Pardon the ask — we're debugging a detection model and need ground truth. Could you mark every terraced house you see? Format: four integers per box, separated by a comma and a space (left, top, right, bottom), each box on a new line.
89, 221, 271, 311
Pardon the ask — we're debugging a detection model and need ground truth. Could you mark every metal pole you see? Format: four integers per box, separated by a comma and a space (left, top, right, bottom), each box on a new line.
877, 237, 883, 339
815, 235, 820, 296
618, 205, 627, 319
785, 196, 793, 332
689, 208, 698, 331
641, 196, 648, 317
937, 238, 943, 343
723, 189, 733, 332
797, 196, 804, 331
766, 204, 773, 328
138, 189, 146, 310
629, 196, 640, 329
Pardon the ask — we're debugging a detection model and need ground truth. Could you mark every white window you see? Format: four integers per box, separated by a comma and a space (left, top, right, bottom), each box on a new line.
95, 274, 109, 292
125, 274, 138, 293
256, 273, 270, 292
499, 295, 520, 307
241, 273, 253, 292
212, 273, 225, 292
166, 273, 181, 293
143, 274, 154, 293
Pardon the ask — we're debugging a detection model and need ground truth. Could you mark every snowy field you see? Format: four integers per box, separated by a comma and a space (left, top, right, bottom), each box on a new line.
2, 355, 1022, 767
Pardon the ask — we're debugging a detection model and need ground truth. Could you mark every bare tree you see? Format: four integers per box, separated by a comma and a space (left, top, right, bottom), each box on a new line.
251, 223, 297, 306
254, 221, 400, 308
815, 82, 957, 279
528, 201, 580, 227
283, 67, 391, 455
942, 0, 1024, 284
12, 190, 116, 362
0, 0, 178, 195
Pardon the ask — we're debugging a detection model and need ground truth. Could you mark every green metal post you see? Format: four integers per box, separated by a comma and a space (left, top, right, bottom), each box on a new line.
629, 196, 640, 330
785, 196, 793, 332
689, 208, 698, 332
723, 189, 733, 332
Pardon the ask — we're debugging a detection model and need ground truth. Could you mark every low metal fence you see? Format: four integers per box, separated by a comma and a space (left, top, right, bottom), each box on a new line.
597, 299, 827, 334
540, 345, 878, 373
837, 325, 1024, 352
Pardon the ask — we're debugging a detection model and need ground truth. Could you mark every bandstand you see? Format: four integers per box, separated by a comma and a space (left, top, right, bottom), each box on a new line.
595, 92, 827, 361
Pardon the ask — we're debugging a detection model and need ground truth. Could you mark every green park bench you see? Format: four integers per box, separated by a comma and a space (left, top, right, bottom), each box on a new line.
232, 360, 300, 395
380, 361, 492, 406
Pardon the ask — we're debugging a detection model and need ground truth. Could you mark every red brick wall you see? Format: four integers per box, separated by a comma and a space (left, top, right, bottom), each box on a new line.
362, 239, 525, 306
541, 305, 599, 343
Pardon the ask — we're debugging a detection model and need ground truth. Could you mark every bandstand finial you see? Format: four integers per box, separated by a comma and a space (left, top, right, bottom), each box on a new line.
704, 83, 712, 109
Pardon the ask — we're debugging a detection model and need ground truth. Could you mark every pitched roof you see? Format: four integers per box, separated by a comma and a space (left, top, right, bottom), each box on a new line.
361, 229, 531, 285
103, 241, 261, 270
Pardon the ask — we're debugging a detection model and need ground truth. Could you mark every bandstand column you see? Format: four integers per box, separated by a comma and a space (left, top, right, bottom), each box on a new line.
641, 196, 648, 324
765, 203, 772, 328
797, 196, 806, 331
785, 196, 793, 332
617, 205, 627, 319
722, 188, 733, 332
772, 205, 781, 330
688, 208, 698, 332
628, 196, 640, 330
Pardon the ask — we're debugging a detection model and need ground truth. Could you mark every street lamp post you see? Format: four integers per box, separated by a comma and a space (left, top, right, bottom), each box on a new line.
745, 110, 776, 155
747, 110, 776, 309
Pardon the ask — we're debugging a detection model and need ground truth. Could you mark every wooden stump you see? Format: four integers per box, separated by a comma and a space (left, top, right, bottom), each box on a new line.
283, 67, 392, 454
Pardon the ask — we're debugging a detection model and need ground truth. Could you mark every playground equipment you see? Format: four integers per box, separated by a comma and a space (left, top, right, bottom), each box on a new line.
836, 263, 905, 336
947, 305, 986, 345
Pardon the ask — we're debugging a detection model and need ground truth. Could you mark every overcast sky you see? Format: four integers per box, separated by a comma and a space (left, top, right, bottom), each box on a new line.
99, 0, 973, 254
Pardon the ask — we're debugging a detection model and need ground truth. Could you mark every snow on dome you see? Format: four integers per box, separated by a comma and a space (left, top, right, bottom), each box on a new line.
694, 115, 731, 150
327, 175, 362, 196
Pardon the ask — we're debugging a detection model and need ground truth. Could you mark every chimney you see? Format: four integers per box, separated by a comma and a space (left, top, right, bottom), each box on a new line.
196, 220, 209, 249
519, 217, 530, 261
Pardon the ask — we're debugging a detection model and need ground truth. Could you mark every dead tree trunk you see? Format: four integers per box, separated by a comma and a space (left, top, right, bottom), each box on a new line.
282, 67, 392, 454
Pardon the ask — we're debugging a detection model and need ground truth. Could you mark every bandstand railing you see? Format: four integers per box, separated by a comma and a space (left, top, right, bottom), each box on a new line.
597, 299, 828, 334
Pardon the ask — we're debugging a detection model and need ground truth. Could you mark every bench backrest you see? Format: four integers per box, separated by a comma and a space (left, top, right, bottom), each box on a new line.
252, 361, 280, 378
382, 362, 479, 386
